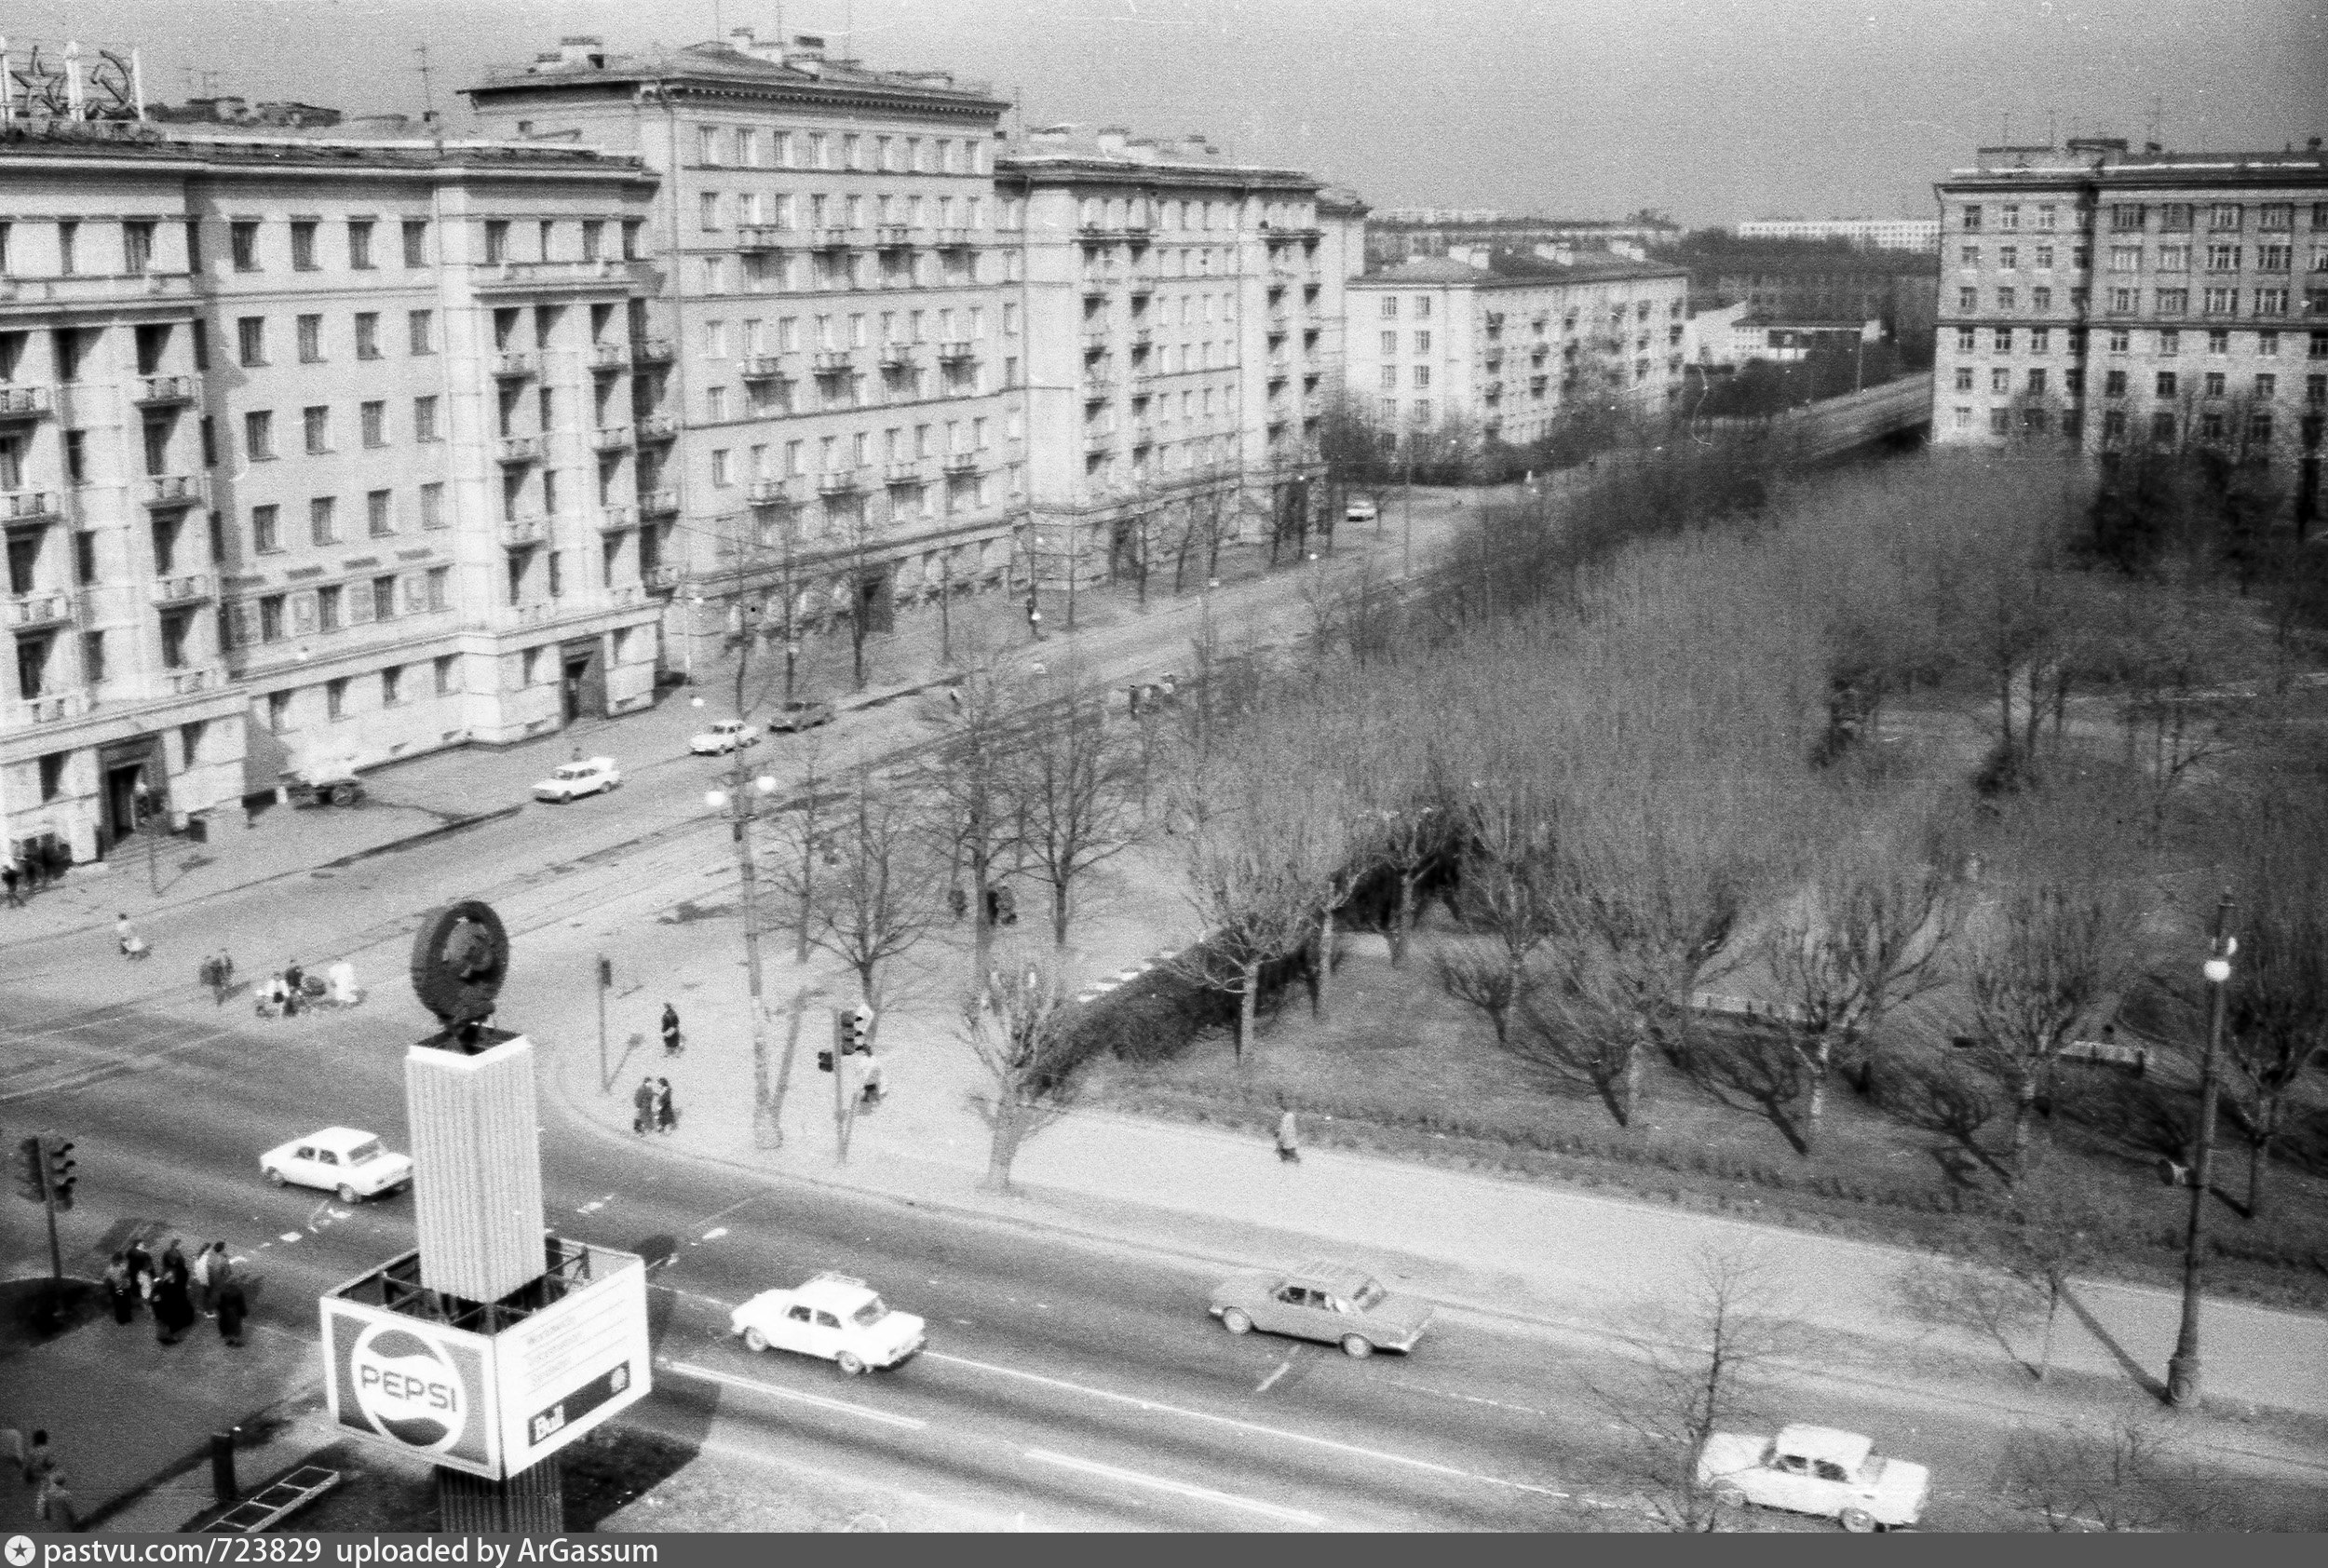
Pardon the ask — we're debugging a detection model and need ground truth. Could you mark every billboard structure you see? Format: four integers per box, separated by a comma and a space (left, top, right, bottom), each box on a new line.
321, 1240, 650, 1480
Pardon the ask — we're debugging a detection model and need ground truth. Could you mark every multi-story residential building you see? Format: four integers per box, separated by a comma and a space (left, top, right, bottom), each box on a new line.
465, 30, 1025, 642
2, 116, 663, 870
1736, 216, 1941, 252
994, 125, 1361, 586
1931, 135, 2326, 519
1365, 214, 1680, 268
1344, 247, 1691, 447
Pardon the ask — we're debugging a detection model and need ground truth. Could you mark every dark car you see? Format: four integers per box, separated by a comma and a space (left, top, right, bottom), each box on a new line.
768, 699, 836, 733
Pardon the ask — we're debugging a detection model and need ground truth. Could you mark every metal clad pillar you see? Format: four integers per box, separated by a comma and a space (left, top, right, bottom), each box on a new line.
404, 1035, 545, 1304
437, 1461, 562, 1534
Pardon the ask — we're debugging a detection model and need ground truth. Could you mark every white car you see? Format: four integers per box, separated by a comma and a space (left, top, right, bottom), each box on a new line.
533, 756, 622, 803
689, 720, 761, 756
729, 1272, 926, 1375
1345, 496, 1379, 525
1698, 1424, 1929, 1532
260, 1126, 413, 1203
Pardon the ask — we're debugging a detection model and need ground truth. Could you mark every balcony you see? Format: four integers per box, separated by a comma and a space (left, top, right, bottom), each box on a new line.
163, 667, 219, 696
877, 345, 914, 371
875, 226, 913, 250
0, 271, 196, 318
0, 385, 52, 423
499, 515, 547, 547
1483, 381, 1505, 400
471, 258, 649, 295
1081, 279, 1110, 301
1082, 427, 1115, 451
882, 462, 922, 486
941, 452, 979, 475
1128, 277, 1154, 298
495, 435, 543, 464
936, 341, 975, 363
644, 563, 684, 590
1130, 422, 1155, 447
590, 426, 633, 453
1266, 362, 1290, 383
1082, 331, 1110, 354
133, 374, 199, 407
10, 689, 88, 725
1484, 349, 1505, 369
812, 350, 853, 375
1082, 378, 1112, 401
1131, 328, 1153, 349
811, 228, 855, 251
150, 572, 213, 607
2, 490, 61, 529
637, 414, 679, 443
738, 354, 794, 382
734, 226, 796, 252
491, 351, 536, 380
629, 336, 675, 364
596, 504, 635, 531
589, 341, 630, 372
5, 589, 72, 629
746, 479, 792, 505
144, 475, 207, 510
933, 228, 973, 249
815, 471, 864, 495
638, 489, 680, 518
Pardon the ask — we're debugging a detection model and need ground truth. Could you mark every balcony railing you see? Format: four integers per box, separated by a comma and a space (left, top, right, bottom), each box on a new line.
644, 564, 683, 589
637, 414, 680, 442
1130, 423, 1155, 446
811, 227, 855, 250
491, 351, 536, 379
1131, 329, 1153, 349
933, 228, 973, 249
596, 504, 636, 531
941, 453, 980, 475
0, 273, 195, 314
812, 350, 854, 374
0, 385, 52, 422
815, 471, 864, 495
590, 426, 633, 453
164, 668, 218, 696
882, 463, 922, 486
877, 345, 914, 370
10, 690, 88, 725
937, 341, 975, 363
1082, 331, 1109, 354
2, 490, 61, 527
629, 336, 676, 364
472, 258, 647, 294
150, 572, 213, 606
638, 489, 680, 517
495, 435, 543, 464
1083, 377, 1112, 399
5, 590, 71, 629
499, 515, 547, 547
875, 226, 913, 249
746, 479, 792, 505
734, 226, 796, 252
739, 354, 793, 381
144, 475, 207, 509
1128, 277, 1154, 297
589, 341, 631, 372
133, 374, 198, 407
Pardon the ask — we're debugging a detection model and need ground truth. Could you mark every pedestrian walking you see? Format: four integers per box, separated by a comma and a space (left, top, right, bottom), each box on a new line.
115, 912, 145, 958
947, 885, 968, 922
192, 1241, 229, 1316
102, 1252, 135, 1324
660, 1002, 683, 1058
20, 1427, 54, 1485
215, 1278, 249, 1347
631, 1076, 656, 1136
1275, 1100, 1301, 1165
655, 1077, 678, 1135
34, 1468, 76, 1529
2, 861, 18, 907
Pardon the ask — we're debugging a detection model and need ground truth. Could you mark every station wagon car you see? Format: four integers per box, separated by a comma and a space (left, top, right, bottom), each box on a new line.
730, 1272, 926, 1375
260, 1126, 413, 1203
532, 756, 622, 803
1697, 1423, 1929, 1532
1208, 1260, 1433, 1358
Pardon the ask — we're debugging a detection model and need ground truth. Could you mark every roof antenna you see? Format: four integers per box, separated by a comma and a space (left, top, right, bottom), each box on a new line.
415, 43, 435, 119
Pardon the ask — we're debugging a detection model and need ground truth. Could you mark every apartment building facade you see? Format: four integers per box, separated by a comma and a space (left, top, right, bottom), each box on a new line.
465, 31, 1025, 643
993, 126, 1361, 586
1931, 137, 2327, 520
1, 122, 663, 869
1736, 216, 1941, 252
1344, 249, 1691, 448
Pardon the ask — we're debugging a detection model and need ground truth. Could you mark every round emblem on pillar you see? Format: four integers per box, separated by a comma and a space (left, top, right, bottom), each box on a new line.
410, 899, 509, 1050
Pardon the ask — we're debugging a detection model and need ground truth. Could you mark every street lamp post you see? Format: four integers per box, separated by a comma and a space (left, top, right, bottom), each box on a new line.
707, 763, 782, 1147
2167, 892, 2237, 1407
1401, 438, 1414, 579
685, 594, 705, 685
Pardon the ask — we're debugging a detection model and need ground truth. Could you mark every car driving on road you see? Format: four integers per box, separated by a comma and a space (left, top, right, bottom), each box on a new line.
766, 699, 836, 733
1209, 1260, 1433, 1357
532, 755, 622, 803
730, 1271, 926, 1375
1697, 1424, 1929, 1531
689, 719, 761, 755
260, 1126, 413, 1203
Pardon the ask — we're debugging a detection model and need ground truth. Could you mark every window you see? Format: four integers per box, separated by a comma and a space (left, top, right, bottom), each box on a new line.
581, 221, 602, 263
244, 411, 275, 461
347, 220, 374, 269
434, 653, 457, 694
699, 193, 723, 231
303, 406, 332, 455
291, 220, 318, 270
2206, 243, 2241, 272
2110, 204, 2145, 232
317, 585, 342, 632
1996, 287, 2016, 310
1957, 286, 1978, 311
2206, 329, 2230, 355
2204, 372, 2226, 398
1381, 365, 1399, 391
484, 221, 509, 264
413, 396, 439, 442
1962, 204, 1983, 231
231, 221, 259, 271
1990, 367, 2010, 394
297, 314, 323, 363
2260, 331, 2281, 356
1954, 366, 1974, 392
710, 449, 731, 486
260, 597, 286, 643
1994, 327, 2012, 352
326, 678, 348, 720
2259, 244, 2293, 272
360, 401, 386, 448
237, 317, 266, 367
306, 495, 337, 545
2156, 372, 2179, 398
1414, 330, 1431, 354
2105, 369, 2128, 397
367, 490, 393, 536
427, 567, 451, 611
1415, 297, 1432, 319
2203, 288, 2238, 316
697, 125, 722, 165
408, 310, 433, 355
420, 481, 445, 530
123, 220, 155, 275
2032, 287, 2052, 312
1998, 245, 2018, 271
1989, 407, 2010, 435
354, 313, 380, 359
382, 665, 402, 707
1381, 297, 1398, 318
2209, 203, 2243, 231
2159, 329, 2180, 355
402, 220, 427, 267
251, 504, 280, 553
2256, 288, 2290, 317
1956, 327, 1977, 353
2257, 372, 2279, 399
372, 576, 396, 621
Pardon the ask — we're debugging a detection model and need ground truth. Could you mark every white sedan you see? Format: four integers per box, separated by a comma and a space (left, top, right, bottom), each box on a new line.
1698, 1424, 1929, 1532
730, 1272, 926, 1375
533, 756, 622, 803
689, 720, 761, 756
260, 1126, 413, 1203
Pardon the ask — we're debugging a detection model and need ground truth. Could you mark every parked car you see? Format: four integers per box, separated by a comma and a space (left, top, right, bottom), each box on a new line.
532, 756, 622, 803
767, 699, 836, 733
260, 1126, 413, 1203
1697, 1424, 1929, 1532
280, 750, 364, 807
729, 1272, 926, 1375
1208, 1260, 1433, 1357
1345, 496, 1379, 525
689, 719, 762, 756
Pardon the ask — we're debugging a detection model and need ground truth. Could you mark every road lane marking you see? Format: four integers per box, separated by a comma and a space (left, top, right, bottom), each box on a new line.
1380, 1376, 1548, 1417
701, 1226, 729, 1240
662, 1358, 928, 1431
1024, 1449, 1325, 1528
926, 1351, 1569, 1498
1255, 1357, 1294, 1395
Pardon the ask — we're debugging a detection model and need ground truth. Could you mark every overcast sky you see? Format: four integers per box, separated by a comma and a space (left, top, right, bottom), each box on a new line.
8, 0, 2324, 224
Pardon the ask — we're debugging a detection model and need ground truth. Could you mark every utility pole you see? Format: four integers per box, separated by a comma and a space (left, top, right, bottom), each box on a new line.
1401, 437, 1414, 578
2167, 892, 2236, 1406
594, 954, 612, 1092
708, 760, 780, 1146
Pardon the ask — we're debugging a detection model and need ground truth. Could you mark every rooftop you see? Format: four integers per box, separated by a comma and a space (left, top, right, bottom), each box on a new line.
995, 123, 1320, 187
0, 116, 648, 175
468, 31, 1003, 112
1941, 139, 2326, 187
1353, 249, 1687, 289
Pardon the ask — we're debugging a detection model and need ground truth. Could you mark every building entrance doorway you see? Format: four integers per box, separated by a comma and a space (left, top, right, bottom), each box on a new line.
559, 636, 606, 724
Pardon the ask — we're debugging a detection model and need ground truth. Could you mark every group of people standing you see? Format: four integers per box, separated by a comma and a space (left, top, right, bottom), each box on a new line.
102, 1237, 247, 1347
631, 1075, 679, 1136
1, 842, 70, 906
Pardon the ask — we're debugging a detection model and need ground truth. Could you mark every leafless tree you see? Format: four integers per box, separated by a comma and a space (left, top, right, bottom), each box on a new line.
1992, 1150, 2108, 1382
2224, 834, 2328, 1220
1433, 778, 1560, 1045
793, 768, 941, 1021
1013, 666, 1144, 947
1961, 883, 2137, 1177
1995, 1419, 2217, 1532
959, 952, 1086, 1192
909, 657, 1024, 976
761, 736, 834, 965
1168, 756, 1327, 1062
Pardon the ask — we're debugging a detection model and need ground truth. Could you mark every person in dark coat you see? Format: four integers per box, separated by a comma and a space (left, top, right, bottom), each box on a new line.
124, 1239, 154, 1307
159, 1237, 188, 1286
214, 1278, 250, 1346
153, 1268, 196, 1345
655, 1077, 678, 1134
632, 1076, 656, 1136
660, 1003, 682, 1058
103, 1252, 135, 1324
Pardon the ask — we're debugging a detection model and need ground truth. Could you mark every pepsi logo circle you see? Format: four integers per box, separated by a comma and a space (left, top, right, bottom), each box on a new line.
351, 1322, 469, 1452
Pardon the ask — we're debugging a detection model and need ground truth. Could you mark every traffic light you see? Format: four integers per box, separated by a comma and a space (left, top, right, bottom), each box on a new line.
13, 1136, 44, 1205
597, 955, 614, 989
44, 1138, 74, 1210
819, 1008, 842, 1074
843, 1003, 875, 1056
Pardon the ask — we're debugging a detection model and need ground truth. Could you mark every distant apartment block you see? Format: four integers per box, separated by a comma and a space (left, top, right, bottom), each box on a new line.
1736, 217, 1941, 252
1366, 214, 1681, 269
1930, 133, 2326, 511
995, 124, 1362, 585
1, 117, 663, 870
1345, 246, 1690, 447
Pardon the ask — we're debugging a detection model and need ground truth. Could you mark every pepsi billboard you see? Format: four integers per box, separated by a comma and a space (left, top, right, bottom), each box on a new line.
323, 1300, 502, 1478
